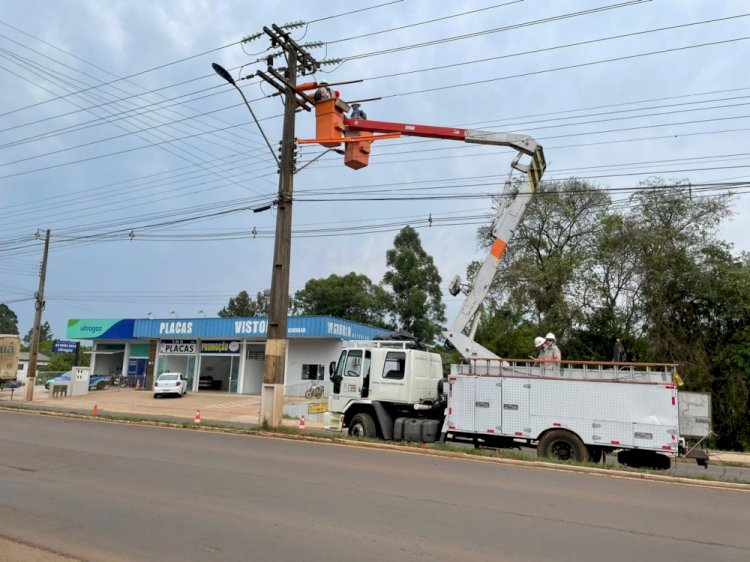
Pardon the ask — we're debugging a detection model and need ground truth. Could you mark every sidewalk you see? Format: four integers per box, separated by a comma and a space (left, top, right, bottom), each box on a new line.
0, 385, 326, 429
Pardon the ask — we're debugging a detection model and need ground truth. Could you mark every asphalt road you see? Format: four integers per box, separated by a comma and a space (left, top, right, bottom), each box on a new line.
1, 411, 748, 562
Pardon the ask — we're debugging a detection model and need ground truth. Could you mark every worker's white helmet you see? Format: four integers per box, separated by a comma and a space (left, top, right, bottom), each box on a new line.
319, 79, 329, 85
534, 336, 545, 348
545, 332, 556, 341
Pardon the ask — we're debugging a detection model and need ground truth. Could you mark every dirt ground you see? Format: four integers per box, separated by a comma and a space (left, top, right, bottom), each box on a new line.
0, 384, 320, 427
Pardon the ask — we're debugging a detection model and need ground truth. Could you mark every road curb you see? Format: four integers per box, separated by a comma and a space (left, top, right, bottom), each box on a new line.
2, 403, 748, 491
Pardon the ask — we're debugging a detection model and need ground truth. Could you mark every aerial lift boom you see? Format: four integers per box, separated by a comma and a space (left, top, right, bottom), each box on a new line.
302, 94, 547, 360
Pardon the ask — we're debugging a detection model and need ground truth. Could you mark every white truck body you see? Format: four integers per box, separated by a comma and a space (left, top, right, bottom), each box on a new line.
446, 365, 681, 454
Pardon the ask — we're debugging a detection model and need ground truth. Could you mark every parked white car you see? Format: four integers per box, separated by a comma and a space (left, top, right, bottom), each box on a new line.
153, 372, 188, 398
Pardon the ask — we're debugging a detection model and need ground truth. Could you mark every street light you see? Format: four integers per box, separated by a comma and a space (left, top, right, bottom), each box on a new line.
198, 310, 207, 318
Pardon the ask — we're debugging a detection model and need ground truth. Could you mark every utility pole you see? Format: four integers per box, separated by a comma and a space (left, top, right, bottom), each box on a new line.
25, 229, 50, 402
255, 25, 319, 425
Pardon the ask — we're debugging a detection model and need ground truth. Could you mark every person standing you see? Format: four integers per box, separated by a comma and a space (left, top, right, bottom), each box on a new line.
539, 333, 561, 362
612, 338, 626, 362
534, 336, 545, 358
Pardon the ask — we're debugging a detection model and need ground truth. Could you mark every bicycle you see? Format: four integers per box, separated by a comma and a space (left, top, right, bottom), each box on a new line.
304, 381, 325, 399
111, 374, 128, 388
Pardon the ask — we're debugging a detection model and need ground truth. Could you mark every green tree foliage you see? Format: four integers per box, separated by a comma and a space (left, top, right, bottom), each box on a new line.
293, 273, 392, 327
383, 226, 446, 343
472, 176, 750, 449
218, 290, 271, 317
0, 304, 19, 334
22, 321, 54, 356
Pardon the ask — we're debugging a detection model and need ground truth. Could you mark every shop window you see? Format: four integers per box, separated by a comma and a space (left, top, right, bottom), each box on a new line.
302, 364, 325, 381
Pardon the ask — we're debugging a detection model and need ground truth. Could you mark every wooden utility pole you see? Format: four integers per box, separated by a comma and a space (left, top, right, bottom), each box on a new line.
25, 229, 50, 401
255, 25, 319, 425
211, 26, 317, 425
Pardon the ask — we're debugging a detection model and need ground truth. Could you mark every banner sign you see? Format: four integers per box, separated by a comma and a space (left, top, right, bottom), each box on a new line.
200, 341, 241, 354
53, 340, 79, 354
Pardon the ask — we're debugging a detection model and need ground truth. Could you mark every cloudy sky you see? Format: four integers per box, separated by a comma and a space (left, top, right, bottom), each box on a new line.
1, 0, 749, 340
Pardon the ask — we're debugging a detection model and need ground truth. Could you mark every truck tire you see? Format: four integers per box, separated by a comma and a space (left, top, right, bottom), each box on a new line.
538, 430, 590, 463
348, 413, 377, 438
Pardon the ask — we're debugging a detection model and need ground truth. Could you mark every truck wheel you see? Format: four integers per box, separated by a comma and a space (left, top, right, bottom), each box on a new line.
96, 380, 105, 390
348, 413, 377, 438
538, 430, 590, 463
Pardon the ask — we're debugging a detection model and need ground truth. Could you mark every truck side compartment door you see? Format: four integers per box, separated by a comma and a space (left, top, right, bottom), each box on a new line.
473, 376, 502, 435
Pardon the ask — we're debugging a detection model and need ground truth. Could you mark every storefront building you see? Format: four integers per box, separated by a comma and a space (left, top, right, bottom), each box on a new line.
66, 316, 384, 396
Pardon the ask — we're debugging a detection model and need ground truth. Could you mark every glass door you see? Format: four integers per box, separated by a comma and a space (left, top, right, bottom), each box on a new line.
229, 356, 239, 393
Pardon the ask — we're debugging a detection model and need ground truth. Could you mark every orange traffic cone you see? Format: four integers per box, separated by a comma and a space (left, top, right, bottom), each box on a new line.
92, 404, 98, 416
299, 415, 306, 434
136, 378, 142, 390
194, 409, 201, 424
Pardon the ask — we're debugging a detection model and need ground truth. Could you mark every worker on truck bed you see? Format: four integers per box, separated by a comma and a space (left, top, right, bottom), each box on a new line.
533, 336, 545, 358
539, 332, 561, 362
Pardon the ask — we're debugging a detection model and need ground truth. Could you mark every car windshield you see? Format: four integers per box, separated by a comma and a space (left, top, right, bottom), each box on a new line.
159, 374, 179, 381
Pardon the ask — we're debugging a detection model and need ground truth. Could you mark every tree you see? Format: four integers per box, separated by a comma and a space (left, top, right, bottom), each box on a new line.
23, 321, 54, 356
293, 273, 392, 327
218, 290, 271, 317
0, 304, 19, 334
480, 179, 609, 345
383, 226, 446, 343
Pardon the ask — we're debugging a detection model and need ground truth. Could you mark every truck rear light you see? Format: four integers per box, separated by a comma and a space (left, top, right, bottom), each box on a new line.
662, 445, 672, 450
514, 432, 522, 436
672, 397, 676, 405
610, 440, 620, 445
553, 423, 561, 427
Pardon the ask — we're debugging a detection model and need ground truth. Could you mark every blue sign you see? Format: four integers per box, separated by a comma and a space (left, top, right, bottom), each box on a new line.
133, 315, 384, 340
53, 340, 79, 353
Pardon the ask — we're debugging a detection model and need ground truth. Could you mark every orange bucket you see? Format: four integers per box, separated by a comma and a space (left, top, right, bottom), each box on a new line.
315, 99, 345, 147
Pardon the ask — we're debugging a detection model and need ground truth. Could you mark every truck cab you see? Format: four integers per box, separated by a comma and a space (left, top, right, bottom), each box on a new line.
326, 341, 444, 439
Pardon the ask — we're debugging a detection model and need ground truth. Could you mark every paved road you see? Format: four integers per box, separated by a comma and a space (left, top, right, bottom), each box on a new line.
1, 411, 747, 562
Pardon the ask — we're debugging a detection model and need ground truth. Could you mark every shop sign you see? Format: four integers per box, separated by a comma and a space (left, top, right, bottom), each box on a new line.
307, 402, 328, 414
160, 340, 196, 354
200, 340, 241, 354
53, 340, 79, 353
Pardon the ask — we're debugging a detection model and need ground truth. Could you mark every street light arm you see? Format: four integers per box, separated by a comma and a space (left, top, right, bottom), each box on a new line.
233, 83, 280, 168
212, 62, 280, 168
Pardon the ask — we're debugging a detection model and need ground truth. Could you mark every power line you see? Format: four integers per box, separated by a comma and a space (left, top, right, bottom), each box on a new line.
342, 0, 650, 61
381, 35, 750, 99
326, 1, 524, 45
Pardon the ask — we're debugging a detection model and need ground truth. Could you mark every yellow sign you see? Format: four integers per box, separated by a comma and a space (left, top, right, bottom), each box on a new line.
307, 402, 328, 414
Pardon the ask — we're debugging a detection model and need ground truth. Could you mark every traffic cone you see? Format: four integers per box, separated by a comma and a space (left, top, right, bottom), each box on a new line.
92, 404, 98, 416
194, 409, 201, 424
299, 415, 306, 434
136, 378, 142, 390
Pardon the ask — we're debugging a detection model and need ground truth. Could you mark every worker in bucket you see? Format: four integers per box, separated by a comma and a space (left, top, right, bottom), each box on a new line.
350, 103, 367, 119
539, 333, 561, 362
314, 79, 333, 102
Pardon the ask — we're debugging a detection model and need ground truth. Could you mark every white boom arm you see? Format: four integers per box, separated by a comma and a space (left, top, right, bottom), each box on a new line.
442, 130, 546, 360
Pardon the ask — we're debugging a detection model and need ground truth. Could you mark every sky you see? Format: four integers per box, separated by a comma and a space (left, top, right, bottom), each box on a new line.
1, 0, 749, 341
